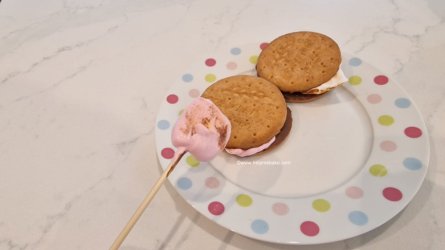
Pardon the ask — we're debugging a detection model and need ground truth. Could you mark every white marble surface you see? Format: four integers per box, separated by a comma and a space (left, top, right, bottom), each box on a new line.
1, 0, 444, 249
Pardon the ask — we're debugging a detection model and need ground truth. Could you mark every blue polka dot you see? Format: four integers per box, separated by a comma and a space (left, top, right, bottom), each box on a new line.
251, 219, 269, 234
182, 74, 193, 82
177, 177, 192, 190
157, 120, 170, 130
403, 157, 422, 170
348, 211, 368, 226
349, 57, 362, 67
230, 47, 241, 55
395, 98, 411, 108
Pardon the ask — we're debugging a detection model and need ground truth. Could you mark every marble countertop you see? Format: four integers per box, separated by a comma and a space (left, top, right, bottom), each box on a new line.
1, 0, 444, 249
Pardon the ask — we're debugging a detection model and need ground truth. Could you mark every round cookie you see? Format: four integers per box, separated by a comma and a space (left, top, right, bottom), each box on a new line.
202, 75, 287, 150
257, 31, 341, 93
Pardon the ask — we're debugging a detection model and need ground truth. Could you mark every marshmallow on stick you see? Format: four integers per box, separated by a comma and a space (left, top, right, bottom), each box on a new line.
172, 97, 231, 161
111, 97, 231, 249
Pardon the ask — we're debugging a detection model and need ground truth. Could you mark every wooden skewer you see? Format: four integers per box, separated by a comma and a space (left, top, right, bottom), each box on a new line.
110, 149, 186, 250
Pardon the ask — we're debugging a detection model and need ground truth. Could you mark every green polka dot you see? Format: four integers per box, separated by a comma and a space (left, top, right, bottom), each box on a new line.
349, 75, 362, 85
369, 164, 387, 177
236, 194, 253, 207
186, 155, 200, 167
205, 73, 216, 83
249, 55, 258, 64
378, 115, 394, 126
312, 199, 331, 212
178, 109, 184, 116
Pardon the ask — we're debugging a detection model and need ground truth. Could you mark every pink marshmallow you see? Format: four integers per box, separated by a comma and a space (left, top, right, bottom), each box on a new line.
171, 97, 231, 161
225, 136, 276, 157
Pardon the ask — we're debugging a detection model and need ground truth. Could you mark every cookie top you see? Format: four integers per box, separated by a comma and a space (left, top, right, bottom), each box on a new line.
257, 31, 341, 93
202, 75, 287, 149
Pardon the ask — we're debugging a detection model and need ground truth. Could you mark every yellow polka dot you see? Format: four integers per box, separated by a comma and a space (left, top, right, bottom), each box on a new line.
178, 109, 184, 116
186, 155, 200, 167
205, 73, 216, 83
236, 194, 253, 207
369, 164, 387, 177
312, 199, 331, 212
378, 115, 394, 126
349, 75, 362, 85
249, 55, 258, 64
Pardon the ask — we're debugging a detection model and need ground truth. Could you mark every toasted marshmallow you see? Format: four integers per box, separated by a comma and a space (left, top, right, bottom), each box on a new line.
225, 136, 276, 157
302, 69, 348, 95
172, 97, 231, 161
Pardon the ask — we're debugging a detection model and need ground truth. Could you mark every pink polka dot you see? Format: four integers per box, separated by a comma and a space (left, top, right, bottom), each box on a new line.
300, 221, 319, 237
404, 127, 422, 138
272, 202, 289, 215
205, 177, 220, 189
383, 187, 403, 201
188, 89, 200, 98
205, 58, 216, 67
208, 201, 225, 215
226, 61, 237, 70
367, 94, 382, 104
374, 75, 389, 85
166, 94, 178, 104
380, 140, 397, 152
260, 42, 269, 50
161, 148, 175, 159
346, 186, 364, 199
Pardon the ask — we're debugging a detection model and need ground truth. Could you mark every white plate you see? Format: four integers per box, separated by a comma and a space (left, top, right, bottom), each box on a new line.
155, 42, 430, 244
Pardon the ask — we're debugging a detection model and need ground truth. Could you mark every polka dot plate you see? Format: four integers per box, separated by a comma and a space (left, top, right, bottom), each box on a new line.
155, 42, 429, 244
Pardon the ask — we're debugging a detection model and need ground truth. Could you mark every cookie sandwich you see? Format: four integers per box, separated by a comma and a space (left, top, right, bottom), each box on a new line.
202, 75, 292, 157
256, 31, 348, 103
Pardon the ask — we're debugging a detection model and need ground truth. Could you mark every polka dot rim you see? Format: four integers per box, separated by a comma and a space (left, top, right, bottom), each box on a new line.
161, 148, 175, 159
249, 55, 258, 64
157, 120, 170, 130
349, 75, 362, 85
378, 115, 394, 126
236, 194, 253, 207
380, 140, 397, 152
208, 201, 225, 215
188, 89, 200, 98
205, 58, 216, 67
166, 94, 178, 104
404, 127, 423, 138
349, 57, 362, 66
383, 187, 403, 202
251, 219, 269, 234
230, 47, 241, 55
205, 177, 220, 189
369, 164, 388, 177
182, 73, 193, 82
403, 157, 422, 170
348, 211, 368, 226
300, 221, 320, 237
374, 75, 389, 85
205, 73, 217, 83
367, 94, 382, 104
272, 202, 289, 215
260, 42, 269, 50
395, 98, 411, 108
186, 155, 200, 167
177, 177, 192, 190
346, 186, 364, 199
226, 61, 237, 70
312, 199, 331, 212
